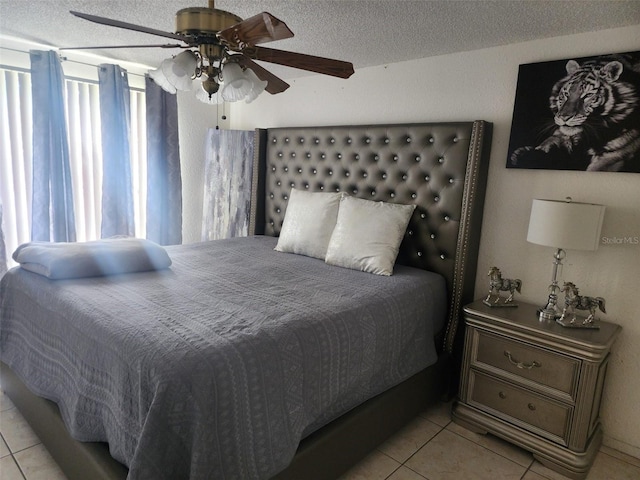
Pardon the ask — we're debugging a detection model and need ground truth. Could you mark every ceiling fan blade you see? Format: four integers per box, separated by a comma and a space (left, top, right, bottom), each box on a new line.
60, 44, 183, 51
235, 56, 290, 94
219, 12, 293, 48
251, 46, 354, 78
70, 11, 187, 42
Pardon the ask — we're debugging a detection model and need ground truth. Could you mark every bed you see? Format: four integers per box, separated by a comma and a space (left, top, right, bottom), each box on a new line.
0, 120, 492, 480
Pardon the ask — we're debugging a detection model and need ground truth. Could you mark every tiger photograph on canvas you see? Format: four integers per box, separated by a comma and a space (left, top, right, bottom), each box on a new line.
507, 50, 640, 173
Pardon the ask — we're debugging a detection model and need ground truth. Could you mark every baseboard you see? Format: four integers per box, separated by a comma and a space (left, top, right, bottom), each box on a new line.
601, 436, 640, 464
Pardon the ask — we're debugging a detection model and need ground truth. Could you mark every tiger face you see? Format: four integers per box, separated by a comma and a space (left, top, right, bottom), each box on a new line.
550, 60, 625, 130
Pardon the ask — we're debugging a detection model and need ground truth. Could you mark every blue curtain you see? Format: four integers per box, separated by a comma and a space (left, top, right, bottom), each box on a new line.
98, 64, 135, 238
29, 50, 76, 242
145, 75, 182, 245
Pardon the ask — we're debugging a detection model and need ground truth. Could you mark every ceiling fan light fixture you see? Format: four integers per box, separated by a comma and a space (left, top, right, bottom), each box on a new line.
220, 62, 252, 102
67, 4, 354, 107
68, 3, 354, 107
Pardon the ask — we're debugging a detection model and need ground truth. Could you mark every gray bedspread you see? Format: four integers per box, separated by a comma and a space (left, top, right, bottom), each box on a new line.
0, 236, 446, 480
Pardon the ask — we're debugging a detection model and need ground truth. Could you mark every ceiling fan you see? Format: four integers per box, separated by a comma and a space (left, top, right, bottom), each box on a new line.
62, 0, 354, 103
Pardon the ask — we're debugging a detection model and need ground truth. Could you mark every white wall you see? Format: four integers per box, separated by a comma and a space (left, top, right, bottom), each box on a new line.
179, 24, 640, 456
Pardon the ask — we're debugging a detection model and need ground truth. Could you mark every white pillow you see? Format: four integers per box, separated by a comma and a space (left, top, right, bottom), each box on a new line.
325, 196, 416, 275
274, 188, 343, 260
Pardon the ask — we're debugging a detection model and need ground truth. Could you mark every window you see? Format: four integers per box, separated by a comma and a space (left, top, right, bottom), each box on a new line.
0, 66, 147, 267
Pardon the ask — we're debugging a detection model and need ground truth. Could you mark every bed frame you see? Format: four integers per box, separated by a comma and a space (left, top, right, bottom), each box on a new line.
1, 120, 492, 480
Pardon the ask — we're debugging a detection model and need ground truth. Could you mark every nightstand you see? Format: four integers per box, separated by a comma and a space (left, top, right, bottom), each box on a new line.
452, 299, 621, 480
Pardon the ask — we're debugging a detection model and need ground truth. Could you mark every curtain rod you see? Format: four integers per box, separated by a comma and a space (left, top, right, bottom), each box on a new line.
0, 45, 150, 78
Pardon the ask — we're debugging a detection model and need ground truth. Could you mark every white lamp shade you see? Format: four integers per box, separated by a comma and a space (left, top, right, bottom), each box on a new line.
244, 68, 267, 103
221, 63, 252, 102
194, 79, 223, 104
149, 64, 177, 94
527, 198, 605, 251
162, 51, 197, 91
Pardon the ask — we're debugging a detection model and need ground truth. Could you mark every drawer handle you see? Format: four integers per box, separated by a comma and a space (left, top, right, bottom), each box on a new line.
498, 391, 507, 399
504, 350, 541, 370
528, 403, 536, 411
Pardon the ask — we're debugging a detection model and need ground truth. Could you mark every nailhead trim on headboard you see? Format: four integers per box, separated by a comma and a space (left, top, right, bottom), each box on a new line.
250, 121, 491, 354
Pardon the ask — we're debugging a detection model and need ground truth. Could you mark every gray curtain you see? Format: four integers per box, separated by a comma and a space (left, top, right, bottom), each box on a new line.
29, 50, 76, 242
98, 64, 135, 238
202, 129, 254, 240
145, 75, 182, 245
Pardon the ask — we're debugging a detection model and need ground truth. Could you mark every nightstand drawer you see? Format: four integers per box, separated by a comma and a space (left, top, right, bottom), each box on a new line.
469, 370, 571, 445
472, 329, 579, 400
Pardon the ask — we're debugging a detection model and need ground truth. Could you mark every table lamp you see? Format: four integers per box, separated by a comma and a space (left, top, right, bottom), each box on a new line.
526, 197, 605, 321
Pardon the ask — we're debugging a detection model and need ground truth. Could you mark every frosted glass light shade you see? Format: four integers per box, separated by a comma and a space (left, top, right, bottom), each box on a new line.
221, 63, 252, 102
149, 63, 177, 94
527, 199, 605, 251
244, 68, 267, 103
194, 77, 223, 105
162, 51, 197, 91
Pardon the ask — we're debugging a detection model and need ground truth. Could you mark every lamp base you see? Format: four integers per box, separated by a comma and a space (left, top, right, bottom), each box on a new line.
537, 248, 565, 322
537, 308, 559, 321
537, 291, 562, 321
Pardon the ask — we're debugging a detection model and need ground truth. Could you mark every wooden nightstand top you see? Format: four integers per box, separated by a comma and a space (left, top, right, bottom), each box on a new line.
463, 299, 621, 360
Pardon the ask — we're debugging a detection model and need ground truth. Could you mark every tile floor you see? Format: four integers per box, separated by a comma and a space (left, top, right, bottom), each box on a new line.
1, 387, 639, 480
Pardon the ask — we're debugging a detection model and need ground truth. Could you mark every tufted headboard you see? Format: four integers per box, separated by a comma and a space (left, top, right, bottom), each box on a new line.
249, 121, 492, 354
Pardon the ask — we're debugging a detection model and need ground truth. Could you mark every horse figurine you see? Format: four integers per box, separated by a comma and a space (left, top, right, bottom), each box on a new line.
483, 266, 522, 307
559, 282, 606, 326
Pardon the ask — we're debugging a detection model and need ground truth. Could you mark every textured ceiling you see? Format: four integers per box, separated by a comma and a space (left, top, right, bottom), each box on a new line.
1, 0, 640, 79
